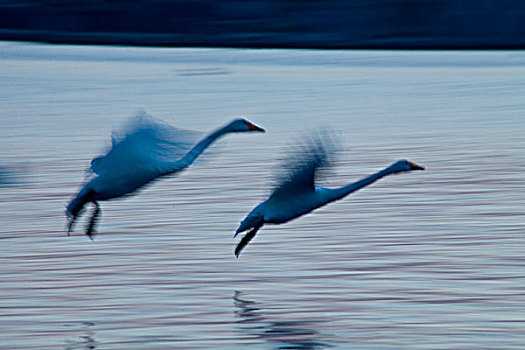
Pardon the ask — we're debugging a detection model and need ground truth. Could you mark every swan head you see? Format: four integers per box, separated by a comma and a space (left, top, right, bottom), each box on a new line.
226, 119, 265, 133
389, 159, 425, 174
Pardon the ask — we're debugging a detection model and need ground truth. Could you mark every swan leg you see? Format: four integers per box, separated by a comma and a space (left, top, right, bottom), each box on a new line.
66, 215, 77, 236
66, 203, 85, 237
85, 201, 101, 240
66, 189, 95, 236
235, 223, 262, 258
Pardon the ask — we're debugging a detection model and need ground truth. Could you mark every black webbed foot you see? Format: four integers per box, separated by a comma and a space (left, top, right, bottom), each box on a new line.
235, 224, 262, 258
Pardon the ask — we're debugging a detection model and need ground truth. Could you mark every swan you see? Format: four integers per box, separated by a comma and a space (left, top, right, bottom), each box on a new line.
233, 136, 424, 257
66, 112, 264, 238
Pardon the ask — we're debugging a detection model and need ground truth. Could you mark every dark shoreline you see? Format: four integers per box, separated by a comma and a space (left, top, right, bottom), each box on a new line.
2, 1, 524, 50
2, 29, 525, 50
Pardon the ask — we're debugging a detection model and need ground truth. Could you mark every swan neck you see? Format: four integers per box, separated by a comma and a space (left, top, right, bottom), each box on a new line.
325, 166, 393, 203
177, 126, 229, 169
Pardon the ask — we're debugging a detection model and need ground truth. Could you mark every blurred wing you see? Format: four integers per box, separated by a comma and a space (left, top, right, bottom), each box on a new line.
270, 133, 337, 199
90, 112, 202, 178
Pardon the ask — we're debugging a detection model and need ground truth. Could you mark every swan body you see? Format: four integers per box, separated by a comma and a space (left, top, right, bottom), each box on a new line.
234, 138, 424, 257
66, 112, 264, 237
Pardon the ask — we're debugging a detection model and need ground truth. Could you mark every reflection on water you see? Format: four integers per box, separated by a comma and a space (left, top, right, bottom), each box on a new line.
0, 164, 27, 187
64, 322, 97, 350
177, 68, 231, 76
234, 291, 332, 350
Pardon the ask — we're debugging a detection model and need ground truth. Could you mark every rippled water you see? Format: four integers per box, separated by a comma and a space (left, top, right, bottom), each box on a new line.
1, 42, 524, 349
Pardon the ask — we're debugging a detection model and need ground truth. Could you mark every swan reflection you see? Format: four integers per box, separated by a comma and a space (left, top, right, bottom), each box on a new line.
64, 322, 97, 350
233, 291, 332, 350
0, 164, 27, 187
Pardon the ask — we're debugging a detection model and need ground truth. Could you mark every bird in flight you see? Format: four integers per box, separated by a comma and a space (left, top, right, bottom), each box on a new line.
66, 112, 264, 238
233, 135, 424, 257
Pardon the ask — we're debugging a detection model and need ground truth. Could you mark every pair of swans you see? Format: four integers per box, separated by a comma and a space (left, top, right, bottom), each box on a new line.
66, 113, 424, 257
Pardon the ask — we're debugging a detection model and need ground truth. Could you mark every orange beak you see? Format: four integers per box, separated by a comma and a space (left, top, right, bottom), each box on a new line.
408, 161, 425, 170
247, 122, 265, 132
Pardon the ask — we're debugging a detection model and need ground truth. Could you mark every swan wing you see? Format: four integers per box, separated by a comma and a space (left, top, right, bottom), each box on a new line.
270, 133, 336, 199
90, 112, 202, 178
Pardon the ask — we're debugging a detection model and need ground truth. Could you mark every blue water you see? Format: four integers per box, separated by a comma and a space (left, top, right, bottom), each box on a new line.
0, 42, 524, 349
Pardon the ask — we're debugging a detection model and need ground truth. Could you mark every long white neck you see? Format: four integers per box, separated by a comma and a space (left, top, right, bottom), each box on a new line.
168, 125, 230, 173
321, 166, 395, 204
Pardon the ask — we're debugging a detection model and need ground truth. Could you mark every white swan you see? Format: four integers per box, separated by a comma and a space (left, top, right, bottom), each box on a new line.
234, 135, 424, 257
66, 112, 264, 238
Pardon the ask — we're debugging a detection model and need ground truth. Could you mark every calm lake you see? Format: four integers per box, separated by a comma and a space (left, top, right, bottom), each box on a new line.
0, 42, 524, 349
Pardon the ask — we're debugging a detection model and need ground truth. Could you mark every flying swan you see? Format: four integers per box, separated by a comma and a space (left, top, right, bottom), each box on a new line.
66, 112, 264, 238
234, 135, 424, 257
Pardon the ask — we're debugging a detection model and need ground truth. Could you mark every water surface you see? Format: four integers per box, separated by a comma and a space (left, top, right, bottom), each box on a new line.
1, 42, 524, 349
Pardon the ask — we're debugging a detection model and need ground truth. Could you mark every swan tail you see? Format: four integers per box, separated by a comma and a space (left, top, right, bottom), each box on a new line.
66, 188, 95, 236
235, 223, 263, 258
